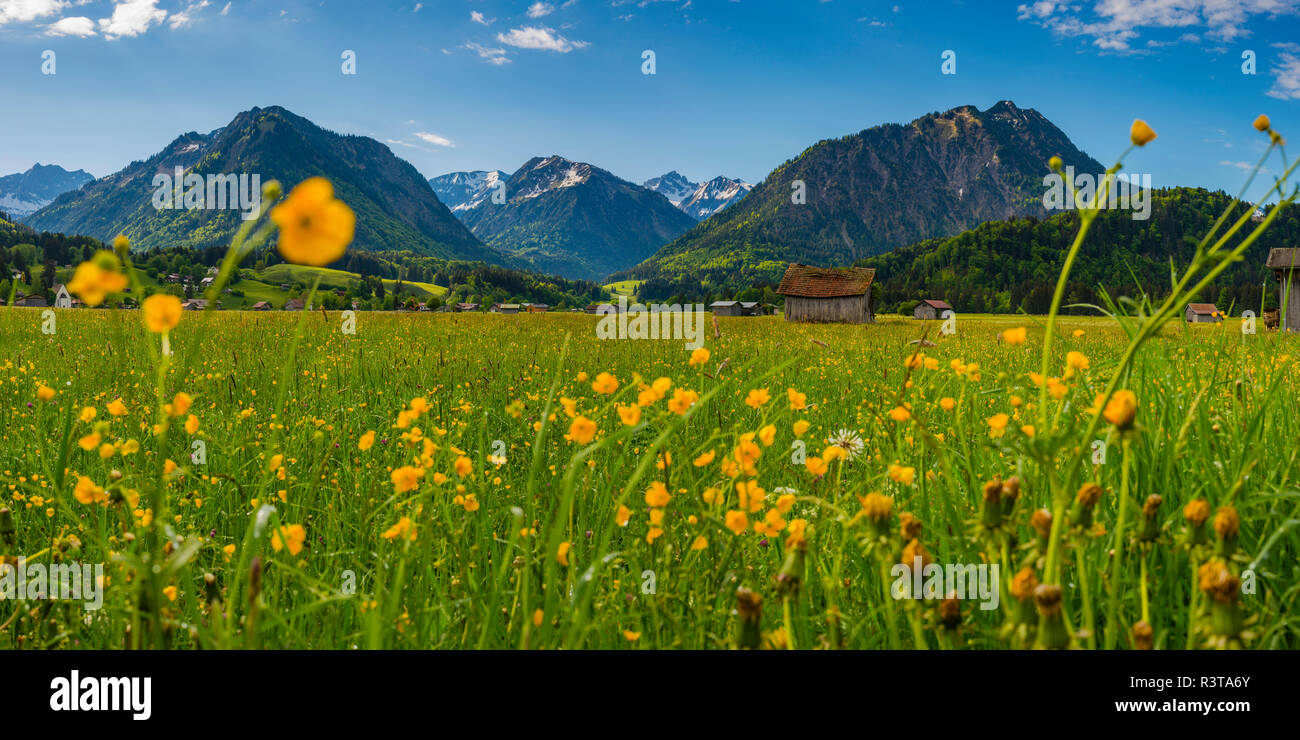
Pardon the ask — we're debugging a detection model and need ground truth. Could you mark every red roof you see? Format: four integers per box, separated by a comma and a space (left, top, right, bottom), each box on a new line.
921, 299, 952, 310
1186, 303, 1219, 314
776, 264, 875, 298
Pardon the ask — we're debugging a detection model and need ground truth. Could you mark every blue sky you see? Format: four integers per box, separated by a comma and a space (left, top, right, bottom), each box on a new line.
1, 0, 1298, 204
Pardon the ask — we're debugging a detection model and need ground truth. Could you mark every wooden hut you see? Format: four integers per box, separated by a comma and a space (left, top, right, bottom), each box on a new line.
775, 264, 875, 324
1184, 303, 1222, 323
1267, 248, 1300, 331
709, 301, 746, 317
913, 299, 952, 320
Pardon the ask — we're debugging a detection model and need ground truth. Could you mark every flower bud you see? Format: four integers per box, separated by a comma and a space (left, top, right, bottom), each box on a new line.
1130, 119, 1157, 147
735, 587, 762, 650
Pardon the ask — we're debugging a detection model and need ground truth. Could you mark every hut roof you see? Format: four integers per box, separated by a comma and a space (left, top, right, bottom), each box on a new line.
776, 264, 875, 298
920, 299, 952, 310
1266, 248, 1300, 270
1186, 303, 1219, 315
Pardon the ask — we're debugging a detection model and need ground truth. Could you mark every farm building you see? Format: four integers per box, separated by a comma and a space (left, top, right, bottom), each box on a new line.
250, 301, 272, 311
1267, 248, 1300, 331
709, 301, 747, 317
283, 298, 306, 311
1184, 303, 1222, 323
913, 299, 952, 320
53, 283, 73, 309
776, 263, 875, 324
454, 302, 480, 312
14, 294, 47, 307
525, 303, 550, 313
491, 303, 522, 314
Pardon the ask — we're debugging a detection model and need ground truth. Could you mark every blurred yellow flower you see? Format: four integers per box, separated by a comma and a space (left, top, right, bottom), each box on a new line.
270, 177, 355, 266
142, 294, 182, 334
1130, 119, 1157, 146
271, 523, 306, 555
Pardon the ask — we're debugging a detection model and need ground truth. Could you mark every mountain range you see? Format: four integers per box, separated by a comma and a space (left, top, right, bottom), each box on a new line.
642, 171, 753, 220
453, 156, 697, 281
428, 170, 509, 212
614, 100, 1106, 292
0, 164, 94, 219
26, 106, 498, 263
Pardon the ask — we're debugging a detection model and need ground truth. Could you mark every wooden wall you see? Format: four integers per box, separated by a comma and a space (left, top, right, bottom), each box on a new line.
784, 295, 873, 323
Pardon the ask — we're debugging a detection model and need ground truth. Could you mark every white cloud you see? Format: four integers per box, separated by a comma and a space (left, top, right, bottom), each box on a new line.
413, 2, 422, 11
527, 2, 554, 18
0, 0, 66, 25
1017, 0, 1300, 53
496, 25, 588, 53
219, 2, 229, 15
1267, 51, 1300, 99
463, 41, 511, 64
98, 0, 167, 40
470, 10, 493, 25
46, 15, 94, 36
168, 0, 210, 30
414, 132, 454, 147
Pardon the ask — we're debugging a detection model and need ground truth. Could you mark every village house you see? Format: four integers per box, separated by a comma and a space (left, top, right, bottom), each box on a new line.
490, 303, 522, 314
524, 303, 550, 313
14, 294, 47, 307
250, 301, 272, 311
776, 263, 876, 324
454, 302, 479, 312
709, 300, 746, 317
181, 298, 209, 311
53, 283, 73, 309
1267, 248, 1300, 331
1184, 303, 1222, 324
283, 298, 306, 311
913, 299, 952, 320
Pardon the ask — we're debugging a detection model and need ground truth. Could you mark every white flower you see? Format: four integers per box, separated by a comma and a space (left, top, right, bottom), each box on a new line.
825, 429, 865, 460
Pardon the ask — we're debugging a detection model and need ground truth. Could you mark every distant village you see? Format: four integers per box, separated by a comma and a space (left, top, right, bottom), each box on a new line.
4, 259, 1293, 330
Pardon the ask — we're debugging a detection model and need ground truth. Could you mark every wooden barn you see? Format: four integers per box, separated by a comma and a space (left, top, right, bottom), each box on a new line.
913, 299, 952, 320
1184, 303, 1222, 323
709, 301, 747, 317
776, 263, 875, 324
1267, 248, 1300, 331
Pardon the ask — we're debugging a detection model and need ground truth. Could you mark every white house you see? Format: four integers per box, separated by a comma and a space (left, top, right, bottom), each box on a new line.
53, 283, 73, 309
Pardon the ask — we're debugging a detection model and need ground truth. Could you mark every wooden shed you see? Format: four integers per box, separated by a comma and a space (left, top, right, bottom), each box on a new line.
1267, 248, 1300, 331
709, 301, 747, 317
775, 263, 875, 324
1184, 303, 1222, 323
913, 299, 952, 321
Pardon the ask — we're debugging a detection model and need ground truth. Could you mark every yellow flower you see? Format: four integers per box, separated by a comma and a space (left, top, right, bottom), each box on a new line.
617, 404, 641, 426
725, 510, 748, 535
693, 450, 716, 467
271, 523, 306, 555
690, 535, 708, 551
744, 388, 771, 409
888, 464, 915, 486
1103, 390, 1138, 429
162, 586, 178, 602
1072, 329, 1085, 338
170, 392, 193, 417
987, 413, 1010, 438
1002, 327, 1027, 345
79, 406, 97, 423
391, 465, 425, 493
270, 177, 355, 266
382, 516, 418, 541
358, 430, 375, 451
793, 419, 810, 437
566, 415, 597, 444
1066, 351, 1090, 372
888, 406, 911, 422
557, 541, 571, 566
142, 294, 182, 334
454, 455, 473, 478
688, 347, 710, 366
107, 398, 128, 417
591, 372, 619, 394
1130, 119, 1157, 147
623, 630, 642, 641
667, 388, 698, 415
66, 251, 128, 307
1254, 114, 1271, 132
787, 388, 807, 411
939, 397, 955, 411
758, 424, 776, 447
615, 505, 632, 526
806, 456, 828, 476
37, 384, 55, 402
73, 476, 107, 504
645, 480, 671, 508
184, 414, 200, 434
78, 432, 101, 451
